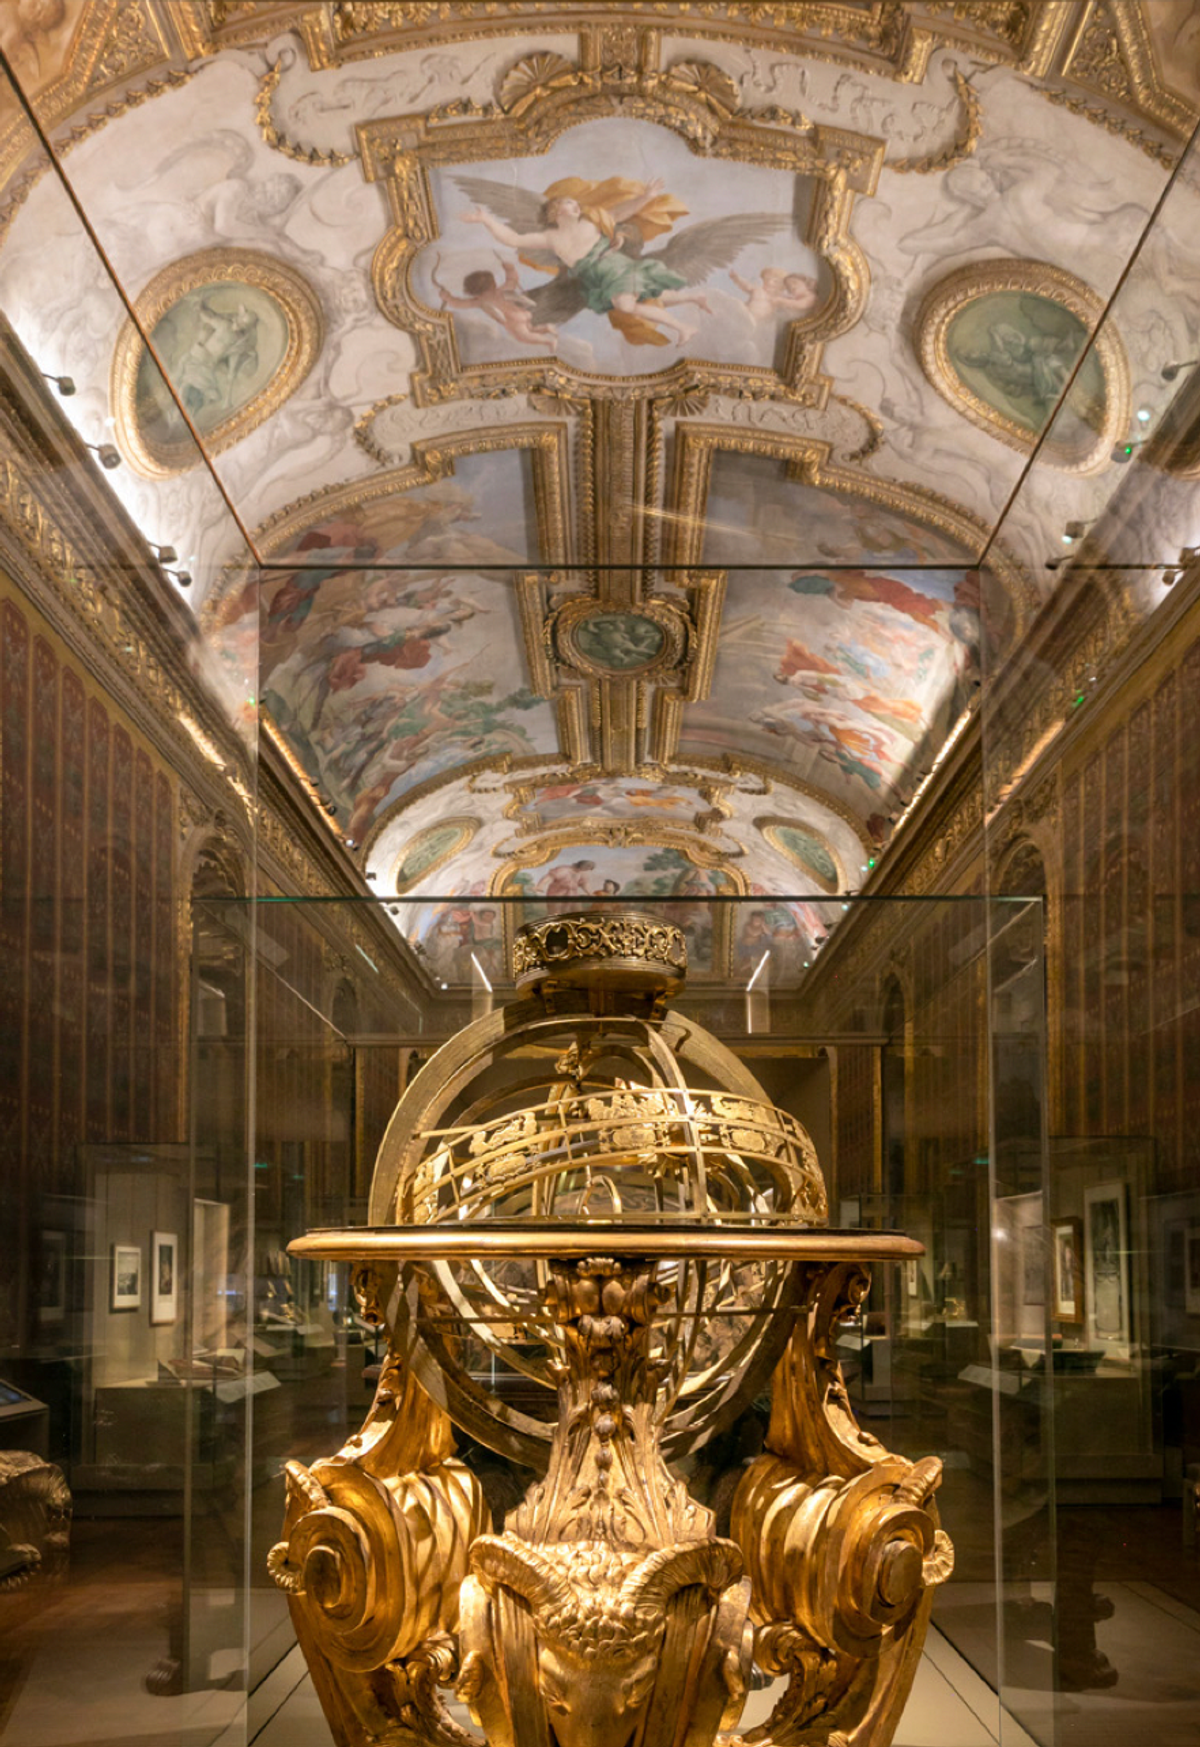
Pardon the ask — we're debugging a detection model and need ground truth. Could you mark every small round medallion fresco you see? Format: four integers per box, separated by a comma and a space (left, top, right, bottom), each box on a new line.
916, 261, 1128, 475
111, 248, 322, 477
572, 611, 667, 673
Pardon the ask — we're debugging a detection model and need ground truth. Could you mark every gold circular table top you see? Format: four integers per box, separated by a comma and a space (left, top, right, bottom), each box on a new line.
288, 1223, 923, 1262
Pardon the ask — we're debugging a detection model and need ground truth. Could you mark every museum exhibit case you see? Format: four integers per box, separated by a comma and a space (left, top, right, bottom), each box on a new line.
1, 6, 1200, 1747
164, 886, 1048, 1747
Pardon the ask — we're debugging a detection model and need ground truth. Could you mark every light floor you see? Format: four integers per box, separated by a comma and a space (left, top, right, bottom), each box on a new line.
5, 1582, 1198, 1747
235, 1625, 1031, 1747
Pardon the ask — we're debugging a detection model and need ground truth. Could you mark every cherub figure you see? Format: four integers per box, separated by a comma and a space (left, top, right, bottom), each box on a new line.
431, 254, 558, 352
731, 266, 820, 321
454, 172, 788, 348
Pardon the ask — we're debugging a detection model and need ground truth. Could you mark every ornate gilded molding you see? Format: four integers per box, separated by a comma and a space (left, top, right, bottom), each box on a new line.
759, 817, 844, 893
491, 823, 747, 889
886, 67, 981, 174
254, 56, 356, 168
359, 28, 881, 413
515, 567, 727, 773
915, 258, 1131, 476
255, 422, 569, 562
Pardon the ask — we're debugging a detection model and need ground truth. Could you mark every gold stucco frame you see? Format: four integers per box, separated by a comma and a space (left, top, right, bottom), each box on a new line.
111, 246, 323, 477
391, 816, 480, 895
915, 259, 1131, 477
358, 31, 881, 411
759, 815, 844, 893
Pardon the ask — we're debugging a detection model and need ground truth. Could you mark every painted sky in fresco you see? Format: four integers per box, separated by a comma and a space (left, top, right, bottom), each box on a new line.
680, 453, 980, 835
238, 450, 557, 838
418, 118, 824, 376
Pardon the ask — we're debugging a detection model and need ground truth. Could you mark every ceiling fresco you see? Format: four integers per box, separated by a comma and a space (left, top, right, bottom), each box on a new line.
2, 0, 1200, 984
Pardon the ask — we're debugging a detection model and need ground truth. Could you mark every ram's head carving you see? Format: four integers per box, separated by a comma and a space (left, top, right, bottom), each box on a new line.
468, 1535, 744, 1747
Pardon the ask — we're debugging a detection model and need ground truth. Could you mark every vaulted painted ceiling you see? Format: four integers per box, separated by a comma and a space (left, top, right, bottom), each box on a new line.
2, 0, 1199, 984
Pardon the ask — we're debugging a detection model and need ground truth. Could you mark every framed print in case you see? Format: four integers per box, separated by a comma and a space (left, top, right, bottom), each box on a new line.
111, 1243, 142, 1312
1051, 1216, 1084, 1326
150, 1231, 179, 1327
1186, 1229, 1200, 1316
1084, 1182, 1130, 1355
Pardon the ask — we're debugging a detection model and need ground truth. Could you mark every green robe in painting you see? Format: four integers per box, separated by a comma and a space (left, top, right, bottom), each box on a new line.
571, 236, 687, 311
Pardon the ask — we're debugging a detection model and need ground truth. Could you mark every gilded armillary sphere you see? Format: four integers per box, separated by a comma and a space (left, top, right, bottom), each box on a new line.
276, 910, 952, 1747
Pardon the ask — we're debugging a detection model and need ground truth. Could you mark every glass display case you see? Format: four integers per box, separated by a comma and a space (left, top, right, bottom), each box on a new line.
169, 890, 1049, 1744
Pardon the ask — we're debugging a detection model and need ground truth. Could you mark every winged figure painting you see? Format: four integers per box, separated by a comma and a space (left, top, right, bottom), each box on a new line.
452, 172, 790, 347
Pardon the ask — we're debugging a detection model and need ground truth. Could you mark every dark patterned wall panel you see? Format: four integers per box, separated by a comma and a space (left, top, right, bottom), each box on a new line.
1081, 754, 1103, 1134
154, 771, 174, 1133
28, 637, 58, 1180
109, 726, 133, 1141
1150, 673, 1178, 1177
1127, 703, 1150, 1135
59, 667, 86, 1151
1180, 639, 1200, 1178
1102, 726, 1127, 1135
85, 698, 109, 1140
134, 749, 154, 1135
1061, 772, 1082, 1136
0, 602, 28, 1153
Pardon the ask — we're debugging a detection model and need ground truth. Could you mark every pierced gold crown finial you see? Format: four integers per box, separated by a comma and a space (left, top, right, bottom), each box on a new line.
512, 908, 688, 1007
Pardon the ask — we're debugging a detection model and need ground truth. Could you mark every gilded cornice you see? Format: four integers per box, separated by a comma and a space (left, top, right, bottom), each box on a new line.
0, 320, 254, 808
172, 2, 1194, 157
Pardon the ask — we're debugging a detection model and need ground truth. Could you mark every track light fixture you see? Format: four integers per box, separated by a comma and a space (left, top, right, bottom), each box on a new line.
41, 371, 75, 396
1161, 358, 1199, 382
164, 567, 192, 588
150, 542, 178, 566
86, 441, 121, 470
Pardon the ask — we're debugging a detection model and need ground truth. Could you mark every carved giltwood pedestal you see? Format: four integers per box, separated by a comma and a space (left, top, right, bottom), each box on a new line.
271, 913, 953, 1747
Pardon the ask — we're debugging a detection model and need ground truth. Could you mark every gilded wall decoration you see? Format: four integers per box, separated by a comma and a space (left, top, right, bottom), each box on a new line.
915, 259, 1130, 475
516, 568, 726, 774
110, 248, 323, 477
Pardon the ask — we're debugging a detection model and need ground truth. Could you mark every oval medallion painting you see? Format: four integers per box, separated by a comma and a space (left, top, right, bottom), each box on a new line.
917, 261, 1128, 474
392, 819, 478, 895
761, 821, 840, 893
112, 249, 322, 476
572, 612, 667, 673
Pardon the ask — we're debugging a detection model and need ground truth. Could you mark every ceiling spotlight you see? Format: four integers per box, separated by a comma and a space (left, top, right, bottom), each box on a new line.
42, 371, 75, 396
1161, 358, 1199, 382
87, 441, 121, 470
1164, 568, 1183, 588
1111, 439, 1143, 463
164, 567, 192, 588
1136, 407, 1152, 425
1063, 520, 1091, 543
150, 542, 178, 566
